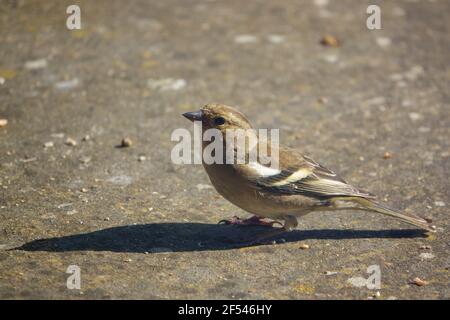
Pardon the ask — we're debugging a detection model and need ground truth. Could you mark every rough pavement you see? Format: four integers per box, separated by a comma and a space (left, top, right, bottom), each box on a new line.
0, 0, 449, 299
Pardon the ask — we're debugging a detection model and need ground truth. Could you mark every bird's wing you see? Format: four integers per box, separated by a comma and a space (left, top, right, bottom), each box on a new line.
235, 146, 375, 199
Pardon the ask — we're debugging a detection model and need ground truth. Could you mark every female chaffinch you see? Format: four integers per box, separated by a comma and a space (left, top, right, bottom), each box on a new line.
183, 104, 435, 243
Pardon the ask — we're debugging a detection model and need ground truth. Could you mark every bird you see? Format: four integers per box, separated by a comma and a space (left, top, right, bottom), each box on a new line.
182, 103, 435, 243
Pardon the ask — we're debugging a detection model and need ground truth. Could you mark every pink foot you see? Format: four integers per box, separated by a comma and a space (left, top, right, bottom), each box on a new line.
218, 215, 282, 228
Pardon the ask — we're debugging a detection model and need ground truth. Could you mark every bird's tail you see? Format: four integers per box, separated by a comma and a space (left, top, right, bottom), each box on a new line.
351, 198, 436, 233
330, 197, 435, 232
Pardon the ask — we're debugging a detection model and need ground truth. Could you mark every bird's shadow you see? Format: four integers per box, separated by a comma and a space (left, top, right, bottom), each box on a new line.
14, 223, 428, 253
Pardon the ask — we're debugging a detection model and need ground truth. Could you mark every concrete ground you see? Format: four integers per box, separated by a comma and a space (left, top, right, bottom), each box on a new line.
0, 0, 449, 299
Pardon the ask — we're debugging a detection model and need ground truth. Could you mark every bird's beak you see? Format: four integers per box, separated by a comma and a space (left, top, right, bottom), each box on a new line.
182, 110, 203, 122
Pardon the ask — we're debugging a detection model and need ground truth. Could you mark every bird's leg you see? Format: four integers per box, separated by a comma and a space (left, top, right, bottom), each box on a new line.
218, 215, 283, 228
234, 215, 298, 246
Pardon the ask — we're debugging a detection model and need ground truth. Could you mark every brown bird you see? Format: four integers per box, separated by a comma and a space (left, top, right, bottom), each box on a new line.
183, 103, 435, 243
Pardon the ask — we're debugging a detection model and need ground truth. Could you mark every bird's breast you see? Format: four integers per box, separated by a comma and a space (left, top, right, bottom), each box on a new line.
202, 163, 313, 218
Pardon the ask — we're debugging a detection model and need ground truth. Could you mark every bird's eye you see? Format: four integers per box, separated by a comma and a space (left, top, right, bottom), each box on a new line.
214, 117, 225, 125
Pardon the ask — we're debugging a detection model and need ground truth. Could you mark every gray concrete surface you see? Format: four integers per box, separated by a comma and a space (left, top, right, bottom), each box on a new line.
0, 0, 449, 299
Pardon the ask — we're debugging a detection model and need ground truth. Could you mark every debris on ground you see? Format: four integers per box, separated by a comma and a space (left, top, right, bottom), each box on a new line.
54, 78, 80, 90
317, 97, 328, 104
147, 78, 186, 91
383, 151, 392, 159
411, 277, 429, 286
120, 137, 133, 148
79, 156, 91, 164
434, 201, 445, 207
419, 252, 435, 260
24, 58, 48, 70
320, 35, 339, 47
43, 141, 54, 148
65, 137, 77, 146
196, 184, 213, 191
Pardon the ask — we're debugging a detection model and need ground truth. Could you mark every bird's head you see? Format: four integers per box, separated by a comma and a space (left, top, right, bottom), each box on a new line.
182, 103, 253, 133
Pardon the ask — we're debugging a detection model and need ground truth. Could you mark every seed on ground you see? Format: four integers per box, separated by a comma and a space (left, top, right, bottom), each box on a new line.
383, 151, 392, 159
320, 35, 339, 47
65, 137, 77, 146
412, 277, 428, 286
317, 97, 328, 104
121, 137, 132, 147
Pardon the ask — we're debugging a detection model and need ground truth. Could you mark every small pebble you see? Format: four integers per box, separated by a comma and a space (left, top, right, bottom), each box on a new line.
57, 203, 72, 209
0, 119, 8, 127
267, 34, 285, 44
138, 155, 146, 162
376, 37, 391, 48
147, 78, 186, 91
120, 137, 132, 148
234, 34, 258, 44
324, 271, 338, 276
320, 35, 339, 47
409, 112, 422, 121
24, 58, 48, 70
79, 156, 91, 164
419, 245, 431, 250
383, 151, 392, 159
66, 209, 77, 216
299, 244, 310, 250
434, 201, 445, 207
43, 141, 54, 148
0, 77, 5, 85
419, 252, 435, 260
20, 157, 37, 163
54, 78, 80, 90
82, 135, 90, 141
412, 277, 428, 286
323, 54, 338, 63
196, 184, 213, 191
104, 217, 110, 221
80, 188, 88, 193
124, 258, 132, 263
317, 97, 328, 104
65, 137, 77, 146
50, 133, 65, 138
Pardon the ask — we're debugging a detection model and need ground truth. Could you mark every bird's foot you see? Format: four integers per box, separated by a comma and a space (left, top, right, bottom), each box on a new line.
218, 215, 283, 228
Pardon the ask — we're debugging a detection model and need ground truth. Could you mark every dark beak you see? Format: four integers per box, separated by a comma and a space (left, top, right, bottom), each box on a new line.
182, 110, 203, 122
